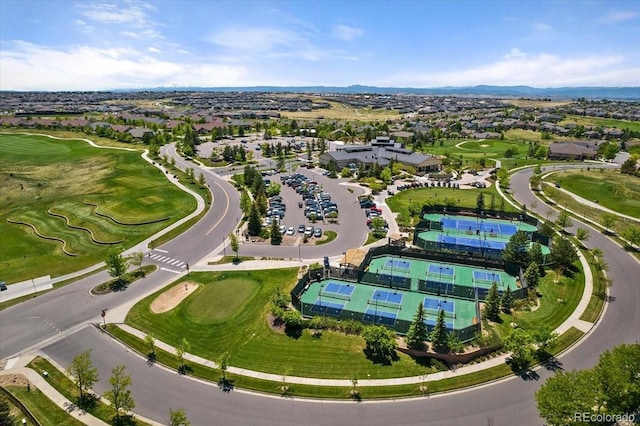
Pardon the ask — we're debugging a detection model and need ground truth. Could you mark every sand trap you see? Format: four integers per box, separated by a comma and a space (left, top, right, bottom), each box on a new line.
150, 281, 199, 314
480, 144, 490, 148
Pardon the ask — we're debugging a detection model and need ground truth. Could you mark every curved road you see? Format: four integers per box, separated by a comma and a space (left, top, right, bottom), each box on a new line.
3, 160, 640, 425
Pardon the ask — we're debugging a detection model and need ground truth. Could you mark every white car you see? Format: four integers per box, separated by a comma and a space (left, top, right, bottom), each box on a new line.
286, 226, 295, 235
305, 226, 313, 237
279, 225, 286, 234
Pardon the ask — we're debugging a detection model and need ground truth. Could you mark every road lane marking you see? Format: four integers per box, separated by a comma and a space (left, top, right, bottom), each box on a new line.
206, 179, 231, 236
160, 267, 181, 274
154, 249, 169, 253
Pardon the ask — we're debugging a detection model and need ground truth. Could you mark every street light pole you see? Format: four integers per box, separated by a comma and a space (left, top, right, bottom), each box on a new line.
32, 279, 37, 298
222, 237, 226, 257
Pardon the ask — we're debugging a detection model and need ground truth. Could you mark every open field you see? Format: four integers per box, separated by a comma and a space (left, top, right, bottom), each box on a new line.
504, 128, 572, 145
280, 99, 400, 121
501, 99, 572, 108
126, 269, 449, 379
560, 115, 640, 133
551, 169, 640, 219
0, 133, 196, 283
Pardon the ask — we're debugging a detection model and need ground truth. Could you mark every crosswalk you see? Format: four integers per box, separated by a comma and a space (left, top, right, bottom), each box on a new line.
148, 251, 187, 272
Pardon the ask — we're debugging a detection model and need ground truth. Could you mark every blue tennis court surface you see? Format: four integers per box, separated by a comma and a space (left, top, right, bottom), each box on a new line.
323, 282, 355, 295
437, 235, 506, 250
428, 264, 454, 276
311, 300, 345, 316
384, 258, 411, 270
473, 270, 502, 283
363, 309, 397, 326
423, 297, 455, 313
441, 217, 518, 235
371, 290, 403, 305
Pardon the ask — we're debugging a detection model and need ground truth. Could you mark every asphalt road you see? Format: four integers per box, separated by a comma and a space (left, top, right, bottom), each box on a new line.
5, 158, 640, 425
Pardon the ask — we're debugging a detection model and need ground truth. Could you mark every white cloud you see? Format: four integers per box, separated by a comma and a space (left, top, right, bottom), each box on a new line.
208, 27, 302, 52
148, 47, 161, 54
504, 48, 526, 59
380, 51, 640, 87
332, 25, 363, 41
600, 11, 637, 24
78, 2, 148, 24
0, 41, 250, 90
532, 22, 553, 33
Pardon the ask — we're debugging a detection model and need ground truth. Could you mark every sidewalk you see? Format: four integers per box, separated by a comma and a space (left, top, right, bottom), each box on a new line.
0, 354, 107, 426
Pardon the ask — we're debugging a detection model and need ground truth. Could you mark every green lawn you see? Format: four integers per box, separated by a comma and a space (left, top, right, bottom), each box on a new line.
387, 186, 517, 216
0, 133, 197, 283
316, 230, 337, 245
560, 115, 640, 133
495, 264, 585, 338
126, 269, 448, 379
4, 386, 84, 426
552, 169, 640, 218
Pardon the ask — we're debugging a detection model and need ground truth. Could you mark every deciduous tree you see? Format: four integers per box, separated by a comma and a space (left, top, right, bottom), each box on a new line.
67, 350, 99, 404
106, 252, 127, 282
169, 408, 190, 426
105, 365, 135, 426
229, 232, 239, 260
362, 325, 397, 364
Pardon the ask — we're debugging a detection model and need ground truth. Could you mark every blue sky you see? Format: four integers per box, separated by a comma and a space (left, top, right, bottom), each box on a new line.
1, 0, 639, 91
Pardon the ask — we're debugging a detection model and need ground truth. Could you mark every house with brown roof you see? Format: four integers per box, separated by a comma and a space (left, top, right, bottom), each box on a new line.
548, 142, 598, 160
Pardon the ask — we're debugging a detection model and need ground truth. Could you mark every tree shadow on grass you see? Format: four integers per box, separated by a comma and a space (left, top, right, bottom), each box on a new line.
362, 349, 399, 366
76, 393, 98, 412
111, 414, 136, 426
177, 364, 193, 376
109, 278, 130, 292
284, 325, 303, 339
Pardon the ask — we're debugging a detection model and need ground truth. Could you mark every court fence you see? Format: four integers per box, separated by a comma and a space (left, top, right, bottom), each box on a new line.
420, 205, 539, 227
298, 301, 480, 341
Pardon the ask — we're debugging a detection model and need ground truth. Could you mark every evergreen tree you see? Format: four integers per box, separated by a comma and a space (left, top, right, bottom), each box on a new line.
529, 242, 544, 266
406, 302, 429, 350
484, 282, 501, 321
270, 221, 282, 245
501, 286, 513, 313
524, 262, 540, 288
430, 309, 449, 352
247, 204, 262, 236
476, 192, 485, 214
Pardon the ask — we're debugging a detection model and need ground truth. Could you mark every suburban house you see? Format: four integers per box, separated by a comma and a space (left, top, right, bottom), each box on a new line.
319, 136, 441, 174
547, 142, 598, 160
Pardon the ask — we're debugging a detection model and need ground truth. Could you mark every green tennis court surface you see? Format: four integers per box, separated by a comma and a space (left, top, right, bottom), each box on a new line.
300, 279, 477, 333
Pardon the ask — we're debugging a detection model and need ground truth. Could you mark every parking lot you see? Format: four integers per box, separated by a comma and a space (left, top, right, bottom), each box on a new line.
238, 168, 371, 257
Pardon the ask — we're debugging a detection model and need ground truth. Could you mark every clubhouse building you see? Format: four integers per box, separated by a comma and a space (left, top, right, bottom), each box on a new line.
319, 136, 442, 175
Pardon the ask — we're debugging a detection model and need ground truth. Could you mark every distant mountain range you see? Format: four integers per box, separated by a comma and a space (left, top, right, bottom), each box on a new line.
129, 85, 640, 100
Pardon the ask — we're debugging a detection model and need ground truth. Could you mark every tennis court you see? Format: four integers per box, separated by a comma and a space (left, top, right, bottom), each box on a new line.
436, 234, 507, 250
428, 264, 454, 276
441, 217, 518, 236
310, 300, 345, 316
299, 278, 479, 337
363, 309, 397, 326
321, 282, 355, 300
383, 258, 411, 271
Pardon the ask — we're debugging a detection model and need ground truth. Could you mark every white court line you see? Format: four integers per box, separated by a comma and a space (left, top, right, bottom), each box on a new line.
154, 249, 169, 253
160, 267, 181, 274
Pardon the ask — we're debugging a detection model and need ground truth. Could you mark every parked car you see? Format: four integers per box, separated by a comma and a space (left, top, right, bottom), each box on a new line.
314, 228, 323, 238
286, 226, 295, 236
0, 281, 7, 291
298, 224, 306, 233
305, 226, 313, 237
